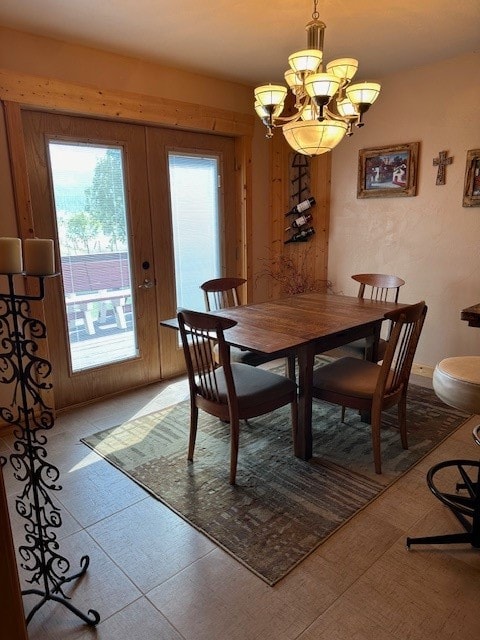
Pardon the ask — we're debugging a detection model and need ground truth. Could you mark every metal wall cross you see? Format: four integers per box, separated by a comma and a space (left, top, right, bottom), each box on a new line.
433, 150, 453, 185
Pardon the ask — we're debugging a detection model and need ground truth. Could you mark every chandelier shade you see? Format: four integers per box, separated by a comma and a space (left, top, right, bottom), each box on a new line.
346, 82, 381, 108
284, 69, 304, 92
326, 58, 359, 81
254, 84, 287, 109
282, 119, 348, 156
336, 98, 358, 118
288, 49, 323, 74
305, 73, 341, 100
255, 101, 285, 121
254, 0, 381, 156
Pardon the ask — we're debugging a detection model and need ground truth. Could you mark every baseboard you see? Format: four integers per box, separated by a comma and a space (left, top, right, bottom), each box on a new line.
411, 363, 434, 379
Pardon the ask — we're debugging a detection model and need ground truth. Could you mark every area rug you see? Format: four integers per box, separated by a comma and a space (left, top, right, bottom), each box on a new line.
81, 384, 469, 585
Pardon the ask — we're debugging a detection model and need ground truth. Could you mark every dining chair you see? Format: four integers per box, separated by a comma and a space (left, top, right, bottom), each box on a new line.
201, 277, 296, 376
177, 308, 298, 485
340, 273, 406, 361
311, 301, 427, 474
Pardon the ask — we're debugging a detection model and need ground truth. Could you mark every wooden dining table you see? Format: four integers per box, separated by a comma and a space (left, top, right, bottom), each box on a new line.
162, 292, 409, 460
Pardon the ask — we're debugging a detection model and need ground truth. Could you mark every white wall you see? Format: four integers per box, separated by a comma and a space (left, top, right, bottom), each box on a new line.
328, 52, 480, 369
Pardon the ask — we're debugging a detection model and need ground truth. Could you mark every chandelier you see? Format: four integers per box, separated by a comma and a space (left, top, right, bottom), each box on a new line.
254, 0, 381, 156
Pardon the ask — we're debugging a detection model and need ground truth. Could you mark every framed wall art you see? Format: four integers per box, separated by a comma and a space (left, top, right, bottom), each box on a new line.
357, 142, 419, 199
462, 149, 480, 207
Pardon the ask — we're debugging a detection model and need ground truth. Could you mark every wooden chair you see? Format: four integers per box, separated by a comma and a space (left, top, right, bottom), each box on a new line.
201, 277, 246, 312
201, 277, 296, 375
311, 301, 427, 474
177, 308, 298, 485
322, 273, 405, 421
340, 273, 406, 361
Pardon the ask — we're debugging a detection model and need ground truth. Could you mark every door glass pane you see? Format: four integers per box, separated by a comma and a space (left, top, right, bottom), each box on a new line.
168, 153, 220, 310
48, 142, 138, 372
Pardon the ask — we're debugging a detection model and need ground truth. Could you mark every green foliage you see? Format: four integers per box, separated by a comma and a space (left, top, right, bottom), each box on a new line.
65, 211, 100, 253
85, 149, 127, 250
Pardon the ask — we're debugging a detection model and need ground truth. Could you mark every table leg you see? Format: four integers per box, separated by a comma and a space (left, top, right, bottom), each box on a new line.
295, 343, 315, 460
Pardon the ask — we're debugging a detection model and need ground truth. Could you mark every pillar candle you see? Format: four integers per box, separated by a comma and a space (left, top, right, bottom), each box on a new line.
0, 237, 23, 274
23, 238, 56, 276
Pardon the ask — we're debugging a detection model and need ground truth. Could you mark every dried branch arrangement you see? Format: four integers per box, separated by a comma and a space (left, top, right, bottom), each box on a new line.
256, 245, 332, 296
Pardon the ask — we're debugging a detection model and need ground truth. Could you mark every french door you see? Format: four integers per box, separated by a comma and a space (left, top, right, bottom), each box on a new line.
22, 110, 236, 408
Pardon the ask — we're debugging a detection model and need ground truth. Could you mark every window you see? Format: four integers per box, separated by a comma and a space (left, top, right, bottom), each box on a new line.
168, 153, 221, 310
48, 142, 137, 371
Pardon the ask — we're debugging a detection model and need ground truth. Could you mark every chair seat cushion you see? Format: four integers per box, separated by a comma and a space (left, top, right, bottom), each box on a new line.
215, 363, 296, 410
433, 356, 480, 414
312, 357, 380, 399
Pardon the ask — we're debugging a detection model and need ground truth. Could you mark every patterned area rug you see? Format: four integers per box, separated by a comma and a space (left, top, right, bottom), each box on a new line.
81, 383, 469, 585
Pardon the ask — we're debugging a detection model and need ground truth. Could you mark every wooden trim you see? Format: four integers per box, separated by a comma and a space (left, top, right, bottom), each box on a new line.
411, 362, 434, 379
3, 101, 54, 410
234, 135, 252, 301
3, 101, 34, 238
0, 68, 254, 137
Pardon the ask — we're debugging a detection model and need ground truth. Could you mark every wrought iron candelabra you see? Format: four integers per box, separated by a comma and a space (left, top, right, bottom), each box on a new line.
0, 274, 100, 626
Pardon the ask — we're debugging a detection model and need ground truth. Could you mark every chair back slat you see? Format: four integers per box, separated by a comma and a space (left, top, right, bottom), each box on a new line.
191, 327, 219, 400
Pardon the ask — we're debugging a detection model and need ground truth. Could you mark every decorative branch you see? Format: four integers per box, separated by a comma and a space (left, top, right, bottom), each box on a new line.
256, 244, 333, 296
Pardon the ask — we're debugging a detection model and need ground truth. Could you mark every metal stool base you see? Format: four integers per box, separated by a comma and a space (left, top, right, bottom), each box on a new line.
406, 459, 480, 549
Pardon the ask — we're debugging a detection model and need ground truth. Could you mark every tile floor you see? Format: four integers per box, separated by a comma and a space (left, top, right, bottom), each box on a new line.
1, 370, 479, 640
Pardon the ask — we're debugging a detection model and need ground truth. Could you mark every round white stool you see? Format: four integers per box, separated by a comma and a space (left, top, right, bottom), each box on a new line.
407, 356, 480, 549
433, 356, 480, 412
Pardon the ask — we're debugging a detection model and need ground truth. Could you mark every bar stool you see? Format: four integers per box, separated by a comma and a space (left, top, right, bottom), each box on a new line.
406, 356, 480, 549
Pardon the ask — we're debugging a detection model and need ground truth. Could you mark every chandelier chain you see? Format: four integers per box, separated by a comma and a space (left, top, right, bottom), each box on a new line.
312, 0, 319, 20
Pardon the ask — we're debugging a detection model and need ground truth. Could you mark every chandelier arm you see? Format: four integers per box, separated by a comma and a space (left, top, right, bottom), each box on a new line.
270, 113, 303, 125
322, 105, 357, 124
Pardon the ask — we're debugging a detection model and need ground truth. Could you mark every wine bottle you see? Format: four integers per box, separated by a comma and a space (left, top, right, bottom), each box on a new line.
284, 227, 315, 244
284, 196, 316, 217
285, 213, 313, 231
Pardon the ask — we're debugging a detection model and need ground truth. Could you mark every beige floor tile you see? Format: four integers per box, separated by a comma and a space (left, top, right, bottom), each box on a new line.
87, 497, 216, 592
296, 599, 396, 640
147, 547, 331, 640
38, 597, 185, 640
342, 540, 480, 639
365, 465, 440, 530
314, 510, 404, 592
55, 453, 147, 527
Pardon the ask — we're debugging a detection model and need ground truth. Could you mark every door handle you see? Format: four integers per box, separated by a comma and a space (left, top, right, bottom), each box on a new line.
138, 278, 155, 289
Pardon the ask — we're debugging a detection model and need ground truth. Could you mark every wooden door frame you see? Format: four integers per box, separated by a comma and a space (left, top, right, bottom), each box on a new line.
1, 70, 254, 405
1, 68, 254, 296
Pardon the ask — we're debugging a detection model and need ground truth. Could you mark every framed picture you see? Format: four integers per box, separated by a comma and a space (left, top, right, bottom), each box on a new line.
357, 142, 419, 199
462, 149, 480, 207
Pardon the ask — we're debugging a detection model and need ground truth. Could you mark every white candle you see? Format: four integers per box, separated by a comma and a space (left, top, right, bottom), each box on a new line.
23, 238, 56, 276
0, 237, 23, 274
